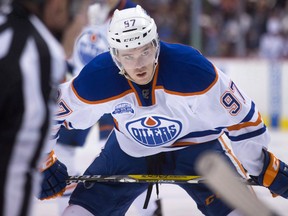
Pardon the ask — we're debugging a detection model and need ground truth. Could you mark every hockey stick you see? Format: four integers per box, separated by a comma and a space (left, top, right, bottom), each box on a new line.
67, 174, 257, 185
195, 152, 279, 216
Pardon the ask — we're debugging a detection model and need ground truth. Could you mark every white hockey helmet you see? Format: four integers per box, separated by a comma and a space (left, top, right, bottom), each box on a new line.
107, 5, 160, 77
108, 5, 158, 50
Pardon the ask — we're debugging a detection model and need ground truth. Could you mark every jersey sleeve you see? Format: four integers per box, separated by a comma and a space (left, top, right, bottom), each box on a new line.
49, 78, 107, 147
196, 66, 270, 176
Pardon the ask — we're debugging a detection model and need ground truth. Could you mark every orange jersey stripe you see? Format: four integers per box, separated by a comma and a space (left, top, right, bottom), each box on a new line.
71, 80, 134, 104
263, 152, 280, 187
127, 80, 142, 106
219, 136, 247, 177
113, 118, 119, 130
227, 112, 262, 131
99, 125, 114, 131
151, 65, 159, 104
155, 64, 219, 97
219, 136, 257, 196
171, 141, 199, 147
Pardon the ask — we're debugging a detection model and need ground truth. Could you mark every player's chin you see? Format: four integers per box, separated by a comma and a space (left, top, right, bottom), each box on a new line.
134, 74, 150, 84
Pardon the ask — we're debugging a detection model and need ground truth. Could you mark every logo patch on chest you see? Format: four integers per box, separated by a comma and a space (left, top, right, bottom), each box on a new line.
112, 103, 134, 115
126, 116, 182, 146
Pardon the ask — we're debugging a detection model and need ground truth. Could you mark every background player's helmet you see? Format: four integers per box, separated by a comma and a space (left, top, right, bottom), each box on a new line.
88, 0, 121, 25
107, 5, 160, 72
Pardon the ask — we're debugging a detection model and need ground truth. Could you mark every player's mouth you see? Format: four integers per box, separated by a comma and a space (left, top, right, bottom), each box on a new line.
136, 72, 147, 78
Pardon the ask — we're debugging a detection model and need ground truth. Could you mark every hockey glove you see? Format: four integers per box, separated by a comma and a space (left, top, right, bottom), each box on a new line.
39, 150, 68, 200
250, 149, 288, 198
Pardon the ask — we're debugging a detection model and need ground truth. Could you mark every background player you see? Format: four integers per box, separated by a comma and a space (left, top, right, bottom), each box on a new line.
40, 5, 288, 216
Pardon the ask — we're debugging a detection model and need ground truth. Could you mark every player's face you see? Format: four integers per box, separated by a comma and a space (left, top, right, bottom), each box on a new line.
117, 43, 157, 85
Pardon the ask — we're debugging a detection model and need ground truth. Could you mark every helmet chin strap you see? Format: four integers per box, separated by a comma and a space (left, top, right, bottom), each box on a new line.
120, 61, 158, 85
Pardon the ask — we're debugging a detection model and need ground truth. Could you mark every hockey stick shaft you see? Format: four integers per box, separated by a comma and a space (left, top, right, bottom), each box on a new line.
196, 152, 279, 216
66, 174, 257, 185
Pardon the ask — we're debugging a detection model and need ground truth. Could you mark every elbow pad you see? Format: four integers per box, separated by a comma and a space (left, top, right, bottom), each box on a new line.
250, 149, 288, 198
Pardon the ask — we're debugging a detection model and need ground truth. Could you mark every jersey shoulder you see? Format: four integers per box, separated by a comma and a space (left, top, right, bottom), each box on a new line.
72, 52, 131, 103
157, 41, 217, 94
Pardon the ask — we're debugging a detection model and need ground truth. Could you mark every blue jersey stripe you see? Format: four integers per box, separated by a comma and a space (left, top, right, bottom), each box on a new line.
180, 129, 223, 139
56, 120, 65, 125
226, 126, 267, 142
240, 101, 256, 123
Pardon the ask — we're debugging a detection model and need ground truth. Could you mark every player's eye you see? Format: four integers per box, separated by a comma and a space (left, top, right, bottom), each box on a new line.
124, 55, 134, 61
142, 50, 150, 56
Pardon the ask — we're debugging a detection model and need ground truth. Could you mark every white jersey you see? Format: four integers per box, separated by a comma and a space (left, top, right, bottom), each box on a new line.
71, 24, 109, 76
52, 41, 270, 176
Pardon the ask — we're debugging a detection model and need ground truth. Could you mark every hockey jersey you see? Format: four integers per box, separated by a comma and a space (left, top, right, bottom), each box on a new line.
71, 26, 109, 76
53, 41, 270, 175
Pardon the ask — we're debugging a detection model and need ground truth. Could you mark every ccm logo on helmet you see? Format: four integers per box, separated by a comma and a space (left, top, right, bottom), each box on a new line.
126, 116, 182, 147
124, 36, 140, 42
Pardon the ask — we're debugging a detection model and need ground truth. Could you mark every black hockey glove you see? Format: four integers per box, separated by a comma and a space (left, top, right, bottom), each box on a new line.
38, 150, 68, 200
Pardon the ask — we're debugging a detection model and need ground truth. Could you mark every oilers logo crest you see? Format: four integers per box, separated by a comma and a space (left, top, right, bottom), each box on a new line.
76, 30, 108, 65
126, 116, 182, 147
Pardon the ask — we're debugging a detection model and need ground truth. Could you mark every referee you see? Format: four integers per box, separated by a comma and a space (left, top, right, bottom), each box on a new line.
0, 0, 87, 216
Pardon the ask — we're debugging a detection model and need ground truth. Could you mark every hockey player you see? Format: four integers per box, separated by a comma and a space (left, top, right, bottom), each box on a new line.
0, 0, 88, 216
39, 5, 288, 216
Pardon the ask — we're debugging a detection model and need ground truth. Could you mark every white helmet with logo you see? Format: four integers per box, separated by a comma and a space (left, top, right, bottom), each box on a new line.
108, 5, 158, 49
107, 5, 160, 75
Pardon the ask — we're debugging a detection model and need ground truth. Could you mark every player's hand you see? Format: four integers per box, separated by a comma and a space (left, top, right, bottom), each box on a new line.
38, 150, 68, 200
250, 149, 288, 199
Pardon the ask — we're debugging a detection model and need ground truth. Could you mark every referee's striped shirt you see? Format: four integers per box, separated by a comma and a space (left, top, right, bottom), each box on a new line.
0, 3, 65, 216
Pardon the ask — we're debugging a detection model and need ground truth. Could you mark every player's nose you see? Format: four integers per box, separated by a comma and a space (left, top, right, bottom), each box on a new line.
135, 57, 145, 69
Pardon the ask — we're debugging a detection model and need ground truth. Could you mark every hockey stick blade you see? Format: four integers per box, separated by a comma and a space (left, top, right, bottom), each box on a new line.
67, 174, 257, 185
195, 152, 279, 216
